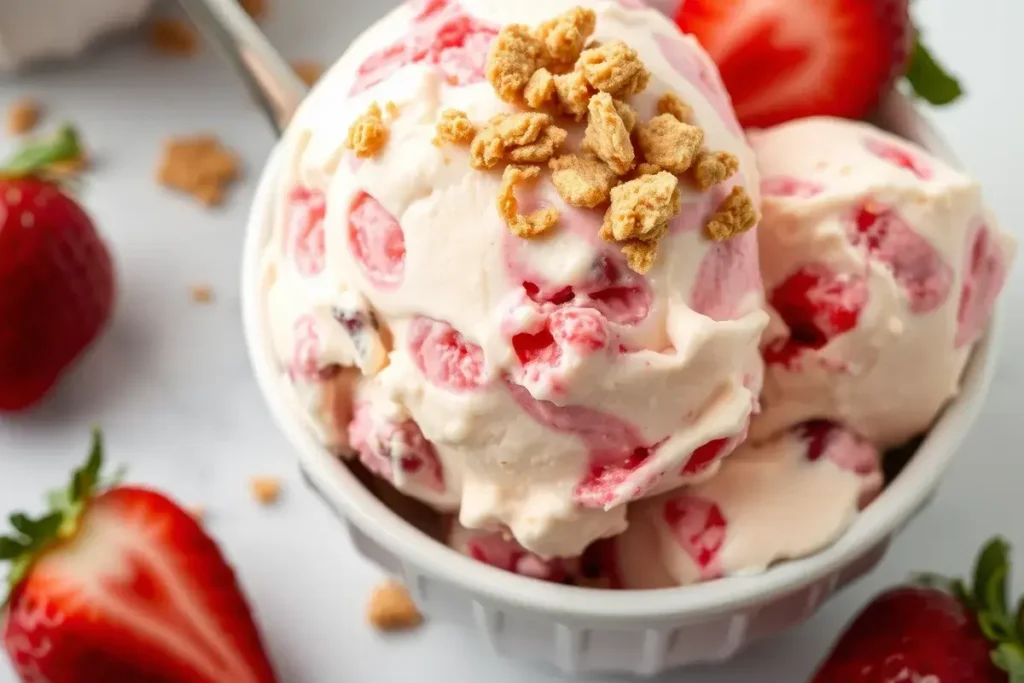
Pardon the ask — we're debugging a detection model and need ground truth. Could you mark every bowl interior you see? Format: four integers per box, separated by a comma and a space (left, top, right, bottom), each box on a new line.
241, 90, 999, 620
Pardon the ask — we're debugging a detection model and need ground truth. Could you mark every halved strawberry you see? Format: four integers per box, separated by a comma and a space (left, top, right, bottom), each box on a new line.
1, 431, 279, 683
676, 0, 961, 128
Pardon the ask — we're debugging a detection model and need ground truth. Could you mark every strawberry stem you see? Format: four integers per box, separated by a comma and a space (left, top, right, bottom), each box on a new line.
1, 428, 111, 606
1, 124, 83, 176
917, 537, 1024, 680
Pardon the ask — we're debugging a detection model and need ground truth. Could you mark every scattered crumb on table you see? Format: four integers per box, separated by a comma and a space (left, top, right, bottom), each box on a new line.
6, 98, 41, 135
367, 581, 423, 632
149, 18, 199, 57
250, 476, 282, 505
156, 135, 241, 207
189, 284, 215, 304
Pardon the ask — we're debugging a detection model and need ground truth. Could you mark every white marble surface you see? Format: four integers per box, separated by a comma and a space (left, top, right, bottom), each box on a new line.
0, 1, 1022, 681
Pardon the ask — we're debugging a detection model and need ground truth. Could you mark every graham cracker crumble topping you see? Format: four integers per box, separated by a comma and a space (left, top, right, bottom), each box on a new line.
533, 6, 597, 71
189, 284, 215, 304
157, 135, 241, 207
250, 476, 282, 505
552, 70, 593, 121
631, 162, 662, 178
576, 41, 650, 99
470, 113, 565, 169
549, 154, 618, 208
368, 581, 423, 632
582, 93, 634, 175
601, 171, 680, 242
433, 109, 476, 146
292, 60, 324, 87
657, 92, 692, 123
692, 151, 739, 191
487, 25, 547, 103
613, 99, 637, 133
498, 165, 559, 238
524, 68, 557, 109
149, 18, 199, 56
346, 102, 389, 159
705, 186, 759, 241
6, 98, 41, 135
636, 114, 703, 174
601, 171, 681, 274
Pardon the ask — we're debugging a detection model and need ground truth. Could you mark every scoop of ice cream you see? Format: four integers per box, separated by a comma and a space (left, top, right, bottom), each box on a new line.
260, 0, 766, 558
603, 421, 883, 589
748, 117, 1015, 448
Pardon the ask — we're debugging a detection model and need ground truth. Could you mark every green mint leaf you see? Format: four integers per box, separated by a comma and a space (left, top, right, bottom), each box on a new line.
974, 537, 1011, 614
905, 35, 964, 106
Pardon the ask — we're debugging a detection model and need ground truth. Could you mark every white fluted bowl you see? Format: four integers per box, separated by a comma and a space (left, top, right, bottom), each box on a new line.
241, 91, 1000, 676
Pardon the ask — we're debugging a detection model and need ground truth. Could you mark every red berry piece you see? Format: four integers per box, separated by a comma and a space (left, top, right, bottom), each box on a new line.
578, 255, 652, 326
285, 187, 326, 277
511, 305, 609, 390
764, 263, 868, 367
652, 32, 743, 136
458, 527, 570, 583
575, 445, 657, 509
680, 437, 731, 476
348, 402, 445, 493
956, 221, 1008, 348
864, 137, 933, 180
351, 0, 497, 95
348, 191, 406, 290
848, 201, 952, 314
760, 175, 825, 199
0, 126, 116, 412
796, 421, 882, 507
690, 229, 762, 321
408, 316, 486, 390
662, 495, 726, 579
677, 0, 913, 128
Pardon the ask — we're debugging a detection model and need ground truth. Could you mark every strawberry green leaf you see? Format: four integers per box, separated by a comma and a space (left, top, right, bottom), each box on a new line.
992, 642, 1024, 681
905, 34, 963, 106
9, 513, 33, 536
1016, 596, 1024, 643
980, 611, 1009, 642
0, 537, 27, 560
975, 537, 1011, 614
2, 124, 83, 176
71, 427, 104, 503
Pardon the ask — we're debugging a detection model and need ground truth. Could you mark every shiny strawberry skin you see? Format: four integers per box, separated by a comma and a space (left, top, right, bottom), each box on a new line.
810, 586, 1003, 682
1, 487, 279, 683
0, 177, 115, 411
677, 0, 912, 128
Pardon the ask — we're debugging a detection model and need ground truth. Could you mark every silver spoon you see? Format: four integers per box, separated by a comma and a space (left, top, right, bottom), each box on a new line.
176, 0, 307, 134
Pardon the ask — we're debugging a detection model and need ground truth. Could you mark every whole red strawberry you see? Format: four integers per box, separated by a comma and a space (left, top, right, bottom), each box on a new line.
811, 538, 1024, 682
676, 0, 964, 128
0, 126, 115, 412
1, 430, 280, 683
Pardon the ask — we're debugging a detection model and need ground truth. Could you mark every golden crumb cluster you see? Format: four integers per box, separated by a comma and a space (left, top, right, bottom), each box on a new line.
345, 102, 396, 159
431, 6, 758, 271
157, 135, 241, 207
6, 98, 41, 135
367, 581, 423, 632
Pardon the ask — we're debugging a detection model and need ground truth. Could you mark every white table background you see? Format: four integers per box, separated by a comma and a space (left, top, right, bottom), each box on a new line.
1, 1, 1021, 681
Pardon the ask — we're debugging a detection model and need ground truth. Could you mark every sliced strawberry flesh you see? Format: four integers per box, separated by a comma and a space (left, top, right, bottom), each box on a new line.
348, 401, 446, 493
677, 0, 909, 128
4, 488, 278, 683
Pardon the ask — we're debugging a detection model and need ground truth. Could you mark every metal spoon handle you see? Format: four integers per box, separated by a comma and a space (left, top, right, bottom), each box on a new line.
177, 0, 307, 134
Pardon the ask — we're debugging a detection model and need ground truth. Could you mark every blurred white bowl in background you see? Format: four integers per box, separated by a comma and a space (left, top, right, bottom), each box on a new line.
0, 0, 154, 71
